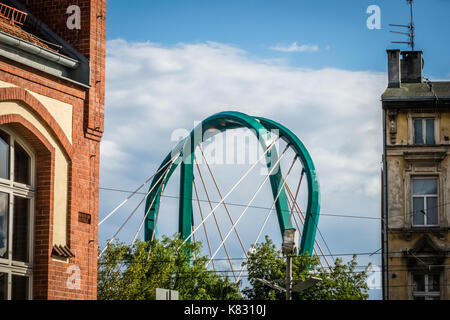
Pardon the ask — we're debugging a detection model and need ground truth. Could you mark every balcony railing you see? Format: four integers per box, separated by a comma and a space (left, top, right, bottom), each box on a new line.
0, 2, 27, 26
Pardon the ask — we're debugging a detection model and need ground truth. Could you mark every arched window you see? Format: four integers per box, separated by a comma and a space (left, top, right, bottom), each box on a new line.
0, 127, 34, 300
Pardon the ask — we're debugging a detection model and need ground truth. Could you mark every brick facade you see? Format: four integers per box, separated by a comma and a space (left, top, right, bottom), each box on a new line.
0, 0, 106, 300
22, 0, 107, 138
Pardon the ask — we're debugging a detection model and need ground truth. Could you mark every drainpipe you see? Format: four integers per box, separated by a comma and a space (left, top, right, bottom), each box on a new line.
382, 107, 389, 300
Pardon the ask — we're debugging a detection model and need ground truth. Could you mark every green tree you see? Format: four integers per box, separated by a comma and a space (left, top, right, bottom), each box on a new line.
98, 235, 241, 300
243, 236, 370, 300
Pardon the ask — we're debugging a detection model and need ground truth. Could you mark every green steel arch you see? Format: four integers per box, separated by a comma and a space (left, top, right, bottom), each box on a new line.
144, 111, 320, 255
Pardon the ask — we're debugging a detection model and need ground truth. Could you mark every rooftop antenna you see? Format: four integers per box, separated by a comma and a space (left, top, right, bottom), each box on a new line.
389, 0, 415, 51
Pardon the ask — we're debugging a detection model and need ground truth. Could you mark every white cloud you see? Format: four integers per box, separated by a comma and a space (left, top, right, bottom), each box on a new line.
270, 42, 319, 53
100, 139, 130, 171
101, 39, 386, 266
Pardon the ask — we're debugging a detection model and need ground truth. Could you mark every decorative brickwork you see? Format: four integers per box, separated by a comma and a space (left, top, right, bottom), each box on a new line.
0, 0, 106, 300
22, 0, 106, 139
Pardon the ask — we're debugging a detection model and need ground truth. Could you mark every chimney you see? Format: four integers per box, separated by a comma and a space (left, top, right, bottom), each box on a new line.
400, 51, 423, 83
387, 50, 424, 87
387, 50, 401, 88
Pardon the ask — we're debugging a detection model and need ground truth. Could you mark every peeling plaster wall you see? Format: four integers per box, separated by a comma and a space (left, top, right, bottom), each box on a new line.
385, 108, 450, 300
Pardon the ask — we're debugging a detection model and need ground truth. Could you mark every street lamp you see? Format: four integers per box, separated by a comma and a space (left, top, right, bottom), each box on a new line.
282, 228, 299, 256
256, 277, 322, 294
292, 277, 322, 292
257, 228, 322, 300
282, 228, 299, 300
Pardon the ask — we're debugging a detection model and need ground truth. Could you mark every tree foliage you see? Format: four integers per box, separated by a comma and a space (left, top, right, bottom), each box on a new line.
242, 236, 370, 300
98, 235, 369, 300
97, 236, 241, 300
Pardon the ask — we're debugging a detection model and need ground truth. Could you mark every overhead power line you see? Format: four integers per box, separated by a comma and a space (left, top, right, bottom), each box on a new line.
99, 187, 381, 221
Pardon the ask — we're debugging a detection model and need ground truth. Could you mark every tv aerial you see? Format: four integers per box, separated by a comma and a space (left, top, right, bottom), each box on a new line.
390, 0, 415, 50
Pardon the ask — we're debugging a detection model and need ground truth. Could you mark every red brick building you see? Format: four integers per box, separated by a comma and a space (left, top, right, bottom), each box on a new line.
0, 0, 105, 300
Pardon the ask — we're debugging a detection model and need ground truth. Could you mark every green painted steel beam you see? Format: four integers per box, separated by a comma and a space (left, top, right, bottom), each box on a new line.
144, 111, 320, 258
179, 155, 195, 244
255, 117, 321, 256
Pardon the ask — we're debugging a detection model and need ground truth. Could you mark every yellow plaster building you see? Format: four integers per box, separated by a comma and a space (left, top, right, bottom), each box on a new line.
382, 50, 450, 300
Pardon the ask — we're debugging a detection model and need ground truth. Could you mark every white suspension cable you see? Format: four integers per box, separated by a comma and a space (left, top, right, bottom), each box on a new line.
98, 162, 174, 258
236, 155, 297, 283
193, 179, 216, 270
131, 164, 172, 244
285, 183, 330, 269
253, 156, 297, 250
195, 161, 238, 282
99, 154, 179, 226
207, 144, 289, 267
198, 145, 248, 259
180, 137, 280, 246
285, 165, 304, 230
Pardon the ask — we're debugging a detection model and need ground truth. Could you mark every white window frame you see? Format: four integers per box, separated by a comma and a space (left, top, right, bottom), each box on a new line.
0, 126, 35, 300
411, 177, 439, 227
413, 117, 436, 145
0, 266, 33, 300
412, 272, 441, 300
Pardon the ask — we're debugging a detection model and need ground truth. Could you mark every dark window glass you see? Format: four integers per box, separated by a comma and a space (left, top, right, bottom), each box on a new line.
426, 197, 439, 225
426, 119, 435, 144
412, 197, 425, 226
412, 179, 437, 195
0, 273, 6, 300
12, 197, 29, 263
14, 142, 30, 185
414, 119, 424, 144
412, 179, 438, 226
11, 275, 28, 300
429, 274, 440, 292
0, 192, 8, 259
413, 273, 441, 300
0, 130, 9, 180
413, 273, 425, 292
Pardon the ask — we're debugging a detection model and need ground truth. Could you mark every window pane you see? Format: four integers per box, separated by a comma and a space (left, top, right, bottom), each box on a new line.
413, 197, 425, 226
413, 296, 425, 300
0, 192, 8, 259
414, 119, 424, 144
412, 179, 437, 195
14, 142, 30, 185
11, 275, 28, 300
429, 274, 440, 292
426, 197, 439, 226
0, 130, 9, 180
413, 273, 425, 292
426, 119, 435, 144
0, 273, 6, 300
12, 197, 29, 263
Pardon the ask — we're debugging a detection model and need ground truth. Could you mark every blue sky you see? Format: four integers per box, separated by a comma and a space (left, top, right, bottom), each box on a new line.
99, 1, 449, 300
106, 0, 450, 78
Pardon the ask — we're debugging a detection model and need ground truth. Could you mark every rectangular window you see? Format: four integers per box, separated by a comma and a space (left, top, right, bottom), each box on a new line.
12, 197, 30, 263
413, 118, 435, 145
11, 275, 28, 300
0, 192, 8, 259
13, 142, 30, 186
412, 178, 439, 226
0, 131, 9, 180
412, 272, 440, 300
0, 272, 6, 300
